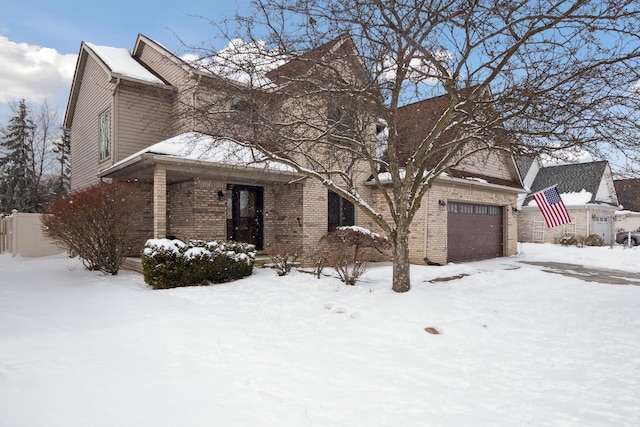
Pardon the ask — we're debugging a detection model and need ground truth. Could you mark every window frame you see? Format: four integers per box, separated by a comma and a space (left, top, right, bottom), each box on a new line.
328, 190, 355, 231
98, 108, 111, 161
327, 103, 355, 145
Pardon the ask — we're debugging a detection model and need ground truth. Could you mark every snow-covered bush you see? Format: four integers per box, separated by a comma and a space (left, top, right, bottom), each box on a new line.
584, 234, 604, 247
559, 235, 577, 246
142, 239, 256, 289
42, 182, 142, 275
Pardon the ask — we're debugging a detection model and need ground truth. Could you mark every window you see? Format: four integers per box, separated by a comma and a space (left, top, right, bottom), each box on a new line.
328, 190, 354, 231
98, 109, 111, 160
327, 103, 355, 144
229, 97, 250, 112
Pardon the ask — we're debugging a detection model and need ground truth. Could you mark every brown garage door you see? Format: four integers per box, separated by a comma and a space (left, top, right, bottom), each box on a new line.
447, 202, 503, 262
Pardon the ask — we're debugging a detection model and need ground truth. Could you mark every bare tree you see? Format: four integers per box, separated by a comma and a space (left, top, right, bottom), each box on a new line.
182, 0, 640, 292
30, 101, 60, 209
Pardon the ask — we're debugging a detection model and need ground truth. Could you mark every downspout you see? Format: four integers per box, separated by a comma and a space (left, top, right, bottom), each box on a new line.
423, 193, 429, 261
586, 205, 590, 237
191, 73, 202, 131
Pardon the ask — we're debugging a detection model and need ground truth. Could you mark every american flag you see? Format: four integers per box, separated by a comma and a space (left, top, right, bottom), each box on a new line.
532, 185, 571, 228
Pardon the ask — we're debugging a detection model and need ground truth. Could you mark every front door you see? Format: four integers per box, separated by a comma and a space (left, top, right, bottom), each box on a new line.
227, 185, 263, 250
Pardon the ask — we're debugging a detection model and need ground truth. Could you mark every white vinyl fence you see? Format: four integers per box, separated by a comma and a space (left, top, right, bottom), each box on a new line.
0, 210, 66, 257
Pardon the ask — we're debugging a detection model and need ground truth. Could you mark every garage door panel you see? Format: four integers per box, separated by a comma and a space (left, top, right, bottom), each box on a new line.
447, 202, 503, 262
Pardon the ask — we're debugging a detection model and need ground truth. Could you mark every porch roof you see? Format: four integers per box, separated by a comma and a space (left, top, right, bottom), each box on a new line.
99, 132, 300, 185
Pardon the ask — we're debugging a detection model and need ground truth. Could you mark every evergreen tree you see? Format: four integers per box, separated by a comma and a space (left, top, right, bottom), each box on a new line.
0, 99, 37, 212
52, 126, 71, 196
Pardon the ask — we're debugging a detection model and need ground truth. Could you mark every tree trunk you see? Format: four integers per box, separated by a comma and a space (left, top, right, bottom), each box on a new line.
392, 226, 411, 293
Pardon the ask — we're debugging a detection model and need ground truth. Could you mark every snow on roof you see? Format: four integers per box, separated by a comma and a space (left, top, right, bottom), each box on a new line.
527, 189, 593, 207
111, 132, 296, 173
85, 42, 164, 84
186, 39, 290, 88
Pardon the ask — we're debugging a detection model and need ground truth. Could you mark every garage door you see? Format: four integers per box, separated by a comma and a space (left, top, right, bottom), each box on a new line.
447, 202, 503, 262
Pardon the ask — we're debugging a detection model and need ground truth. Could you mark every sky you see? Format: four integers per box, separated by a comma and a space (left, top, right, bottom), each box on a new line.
0, 0, 249, 123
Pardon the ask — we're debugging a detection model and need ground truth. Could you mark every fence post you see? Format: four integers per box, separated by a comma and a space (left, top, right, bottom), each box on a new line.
0, 216, 5, 253
11, 209, 18, 257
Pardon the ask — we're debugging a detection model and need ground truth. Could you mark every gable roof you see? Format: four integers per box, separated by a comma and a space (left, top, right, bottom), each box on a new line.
515, 156, 535, 179
265, 34, 370, 87
526, 161, 610, 205
395, 93, 522, 189
614, 178, 640, 211
84, 43, 164, 84
64, 38, 170, 129
265, 35, 347, 82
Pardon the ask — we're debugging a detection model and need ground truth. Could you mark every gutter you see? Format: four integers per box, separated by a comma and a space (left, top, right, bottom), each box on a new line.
366, 173, 525, 194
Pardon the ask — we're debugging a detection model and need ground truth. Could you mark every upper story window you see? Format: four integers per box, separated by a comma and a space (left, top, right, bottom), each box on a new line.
327, 103, 355, 145
98, 108, 111, 160
229, 97, 249, 112
328, 190, 355, 232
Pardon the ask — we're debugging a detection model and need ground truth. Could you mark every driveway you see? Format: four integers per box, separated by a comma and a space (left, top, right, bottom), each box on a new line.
518, 261, 640, 286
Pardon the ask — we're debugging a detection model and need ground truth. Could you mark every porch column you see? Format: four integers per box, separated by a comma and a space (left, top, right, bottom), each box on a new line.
153, 166, 167, 238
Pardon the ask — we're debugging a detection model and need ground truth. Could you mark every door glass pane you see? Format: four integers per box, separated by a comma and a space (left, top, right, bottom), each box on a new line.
239, 190, 256, 218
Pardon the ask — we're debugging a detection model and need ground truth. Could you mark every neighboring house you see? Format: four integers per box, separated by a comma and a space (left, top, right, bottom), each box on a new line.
516, 158, 619, 244
64, 33, 525, 265
614, 178, 640, 232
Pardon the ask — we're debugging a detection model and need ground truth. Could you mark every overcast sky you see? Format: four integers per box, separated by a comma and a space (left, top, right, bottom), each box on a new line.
0, 0, 249, 123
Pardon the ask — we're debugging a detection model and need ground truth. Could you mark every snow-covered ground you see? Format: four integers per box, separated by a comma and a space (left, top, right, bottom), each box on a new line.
1, 243, 639, 426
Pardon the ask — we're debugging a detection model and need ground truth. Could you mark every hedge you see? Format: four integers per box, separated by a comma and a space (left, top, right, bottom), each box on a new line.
142, 239, 256, 289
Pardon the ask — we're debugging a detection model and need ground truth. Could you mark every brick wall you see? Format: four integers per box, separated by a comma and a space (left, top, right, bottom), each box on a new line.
129, 182, 154, 255
167, 178, 227, 241
192, 179, 227, 240
264, 182, 304, 255
167, 180, 195, 238
300, 180, 328, 265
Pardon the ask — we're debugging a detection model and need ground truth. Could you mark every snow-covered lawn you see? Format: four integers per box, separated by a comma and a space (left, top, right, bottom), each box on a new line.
1, 243, 639, 426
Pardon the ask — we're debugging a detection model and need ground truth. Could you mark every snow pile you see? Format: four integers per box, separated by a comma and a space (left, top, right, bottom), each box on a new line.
187, 39, 291, 88
1, 243, 639, 426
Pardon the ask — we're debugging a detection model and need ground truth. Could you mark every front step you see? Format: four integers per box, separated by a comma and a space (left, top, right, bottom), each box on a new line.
254, 255, 272, 268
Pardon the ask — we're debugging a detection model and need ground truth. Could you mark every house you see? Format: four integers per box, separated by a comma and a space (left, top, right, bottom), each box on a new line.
63, 33, 524, 265
516, 158, 619, 244
614, 178, 640, 232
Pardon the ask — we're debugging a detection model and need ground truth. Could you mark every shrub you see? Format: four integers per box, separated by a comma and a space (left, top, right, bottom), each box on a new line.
42, 182, 142, 275
584, 234, 604, 246
320, 226, 391, 285
559, 235, 577, 246
271, 253, 298, 276
142, 239, 255, 289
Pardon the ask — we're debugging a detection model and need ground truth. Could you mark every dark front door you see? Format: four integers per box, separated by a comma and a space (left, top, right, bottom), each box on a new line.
227, 185, 263, 250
